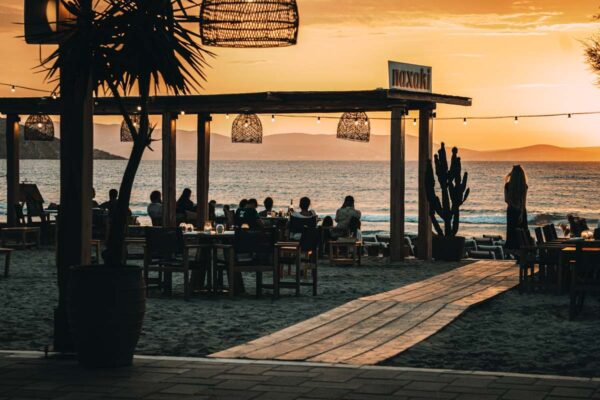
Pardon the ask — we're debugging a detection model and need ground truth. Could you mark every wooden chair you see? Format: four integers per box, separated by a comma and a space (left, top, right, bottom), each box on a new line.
274, 226, 319, 298
329, 238, 362, 267
143, 227, 209, 300
543, 224, 559, 241
215, 229, 276, 298
515, 228, 537, 293
478, 245, 505, 260
570, 241, 600, 320
1, 248, 13, 277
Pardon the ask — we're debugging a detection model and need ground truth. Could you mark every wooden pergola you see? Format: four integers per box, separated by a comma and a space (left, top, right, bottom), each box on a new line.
0, 88, 471, 261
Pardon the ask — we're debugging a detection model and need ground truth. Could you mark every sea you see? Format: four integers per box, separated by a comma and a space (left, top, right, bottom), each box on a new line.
1, 160, 599, 238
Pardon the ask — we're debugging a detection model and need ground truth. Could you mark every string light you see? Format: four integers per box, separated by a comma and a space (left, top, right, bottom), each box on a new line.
137, 105, 142, 111
514, 116, 519, 124
354, 118, 359, 126
413, 118, 417, 126
51, 92, 57, 100
180, 110, 185, 115
271, 114, 275, 123
10, 86, 15, 93
225, 114, 230, 120
317, 116, 321, 124
463, 118, 467, 126
568, 114, 572, 119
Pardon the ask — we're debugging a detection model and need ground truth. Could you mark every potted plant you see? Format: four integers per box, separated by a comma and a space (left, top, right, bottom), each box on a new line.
42, 0, 211, 367
425, 143, 470, 261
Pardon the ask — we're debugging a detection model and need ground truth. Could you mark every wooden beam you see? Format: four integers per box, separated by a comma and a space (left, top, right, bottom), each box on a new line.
0, 89, 471, 116
162, 112, 177, 227
196, 114, 211, 228
5, 115, 20, 227
418, 107, 434, 260
390, 108, 406, 262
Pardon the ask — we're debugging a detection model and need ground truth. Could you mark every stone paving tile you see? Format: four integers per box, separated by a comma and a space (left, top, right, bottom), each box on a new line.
403, 380, 450, 392
160, 383, 208, 395
264, 375, 310, 386
302, 387, 352, 399
450, 376, 497, 388
454, 394, 500, 400
501, 389, 548, 400
214, 373, 272, 382
216, 379, 260, 390
358, 369, 405, 380
550, 387, 596, 398
250, 384, 313, 394
228, 365, 274, 375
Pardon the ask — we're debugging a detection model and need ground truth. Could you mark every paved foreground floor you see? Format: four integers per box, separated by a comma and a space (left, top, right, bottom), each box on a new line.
1, 351, 600, 399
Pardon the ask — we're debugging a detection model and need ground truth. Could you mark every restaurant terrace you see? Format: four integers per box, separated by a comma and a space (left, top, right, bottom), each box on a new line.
0, 88, 471, 262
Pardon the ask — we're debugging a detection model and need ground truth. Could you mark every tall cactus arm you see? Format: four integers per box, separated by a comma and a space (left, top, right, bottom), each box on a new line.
425, 160, 445, 236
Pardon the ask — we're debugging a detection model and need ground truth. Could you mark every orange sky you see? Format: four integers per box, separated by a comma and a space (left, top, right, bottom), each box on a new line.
2, 0, 600, 150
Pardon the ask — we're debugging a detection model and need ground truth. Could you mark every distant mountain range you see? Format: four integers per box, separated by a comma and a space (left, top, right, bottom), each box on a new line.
4, 119, 600, 161
0, 120, 123, 160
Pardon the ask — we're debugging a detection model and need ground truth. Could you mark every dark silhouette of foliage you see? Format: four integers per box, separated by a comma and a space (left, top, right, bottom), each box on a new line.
41, 0, 213, 266
425, 143, 470, 237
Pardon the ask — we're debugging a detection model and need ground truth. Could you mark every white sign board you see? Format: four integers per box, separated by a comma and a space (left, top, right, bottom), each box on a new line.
388, 61, 432, 93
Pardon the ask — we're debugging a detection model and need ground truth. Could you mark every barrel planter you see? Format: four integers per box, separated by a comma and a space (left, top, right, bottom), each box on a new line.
432, 235, 466, 262
68, 266, 145, 368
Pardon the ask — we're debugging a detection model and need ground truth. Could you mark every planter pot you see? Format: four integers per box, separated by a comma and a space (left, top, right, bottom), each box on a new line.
68, 265, 146, 368
432, 235, 466, 262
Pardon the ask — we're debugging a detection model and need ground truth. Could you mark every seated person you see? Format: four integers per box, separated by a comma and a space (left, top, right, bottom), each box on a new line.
333, 195, 361, 237
258, 197, 274, 218
92, 187, 99, 208
147, 190, 163, 226
208, 200, 217, 222
176, 188, 195, 214
234, 199, 248, 223
223, 205, 235, 228
236, 198, 262, 230
100, 189, 119, 216
289, 197, 318, 240
562, 214, 589, 238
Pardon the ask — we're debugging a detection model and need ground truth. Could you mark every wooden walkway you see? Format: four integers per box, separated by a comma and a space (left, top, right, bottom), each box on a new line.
210, 260, 519, 365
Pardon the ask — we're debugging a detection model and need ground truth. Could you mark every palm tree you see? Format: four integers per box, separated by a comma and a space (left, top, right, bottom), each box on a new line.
43, 0, 212, 266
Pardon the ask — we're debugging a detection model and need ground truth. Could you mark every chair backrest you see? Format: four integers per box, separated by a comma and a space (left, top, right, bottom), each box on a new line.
515, 228, 531, 248
469, 250, 496, 260
151, 216, 162, 227
146, 227, 184, 259
534, 227, 545, 245
234, 229, 274, 258
483, 234, 503, 241
478, 245, 505, 260
299, 227, 320, 253
543, 224, 558, 241
289, 215, 317, 234
474, 237, 493, 246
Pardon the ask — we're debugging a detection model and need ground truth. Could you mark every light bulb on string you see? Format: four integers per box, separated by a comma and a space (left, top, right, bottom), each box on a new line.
52, 92, 57, 100
271, 115, 275, 123
225, 114, 230, 120
10, 85, 15, 93
137, 105, 142, 111
514, 116, 519, 124
244, 119, 249, 128
413, 118, 417, 126
180, 110, 185, 116
568, 114, 572, 119
354, 118, 359, 126
317, 116, 321, 124
463, 118, 468, 126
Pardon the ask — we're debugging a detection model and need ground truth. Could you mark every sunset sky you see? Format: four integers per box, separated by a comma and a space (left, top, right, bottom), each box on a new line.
2, 0, 600, 150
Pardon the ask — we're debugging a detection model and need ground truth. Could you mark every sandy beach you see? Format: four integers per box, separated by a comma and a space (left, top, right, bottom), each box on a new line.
1, 247, 599, 377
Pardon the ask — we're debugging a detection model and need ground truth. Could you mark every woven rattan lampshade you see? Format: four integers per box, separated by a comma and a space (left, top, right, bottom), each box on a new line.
120, 115, 141, 142
200, 0, 299, 48
232, 114, 262, 144
24, 114, 54, 141
337, 112, 370, 143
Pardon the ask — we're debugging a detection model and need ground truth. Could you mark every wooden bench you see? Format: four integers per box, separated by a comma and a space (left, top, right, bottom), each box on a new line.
1, 227, 41, 249
1, 248, 13, 277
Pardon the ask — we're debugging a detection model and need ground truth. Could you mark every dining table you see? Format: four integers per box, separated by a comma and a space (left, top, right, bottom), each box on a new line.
183, 230, 236, 294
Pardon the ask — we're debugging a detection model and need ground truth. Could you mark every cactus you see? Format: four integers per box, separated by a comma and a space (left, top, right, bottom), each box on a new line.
425, 143, 470, 237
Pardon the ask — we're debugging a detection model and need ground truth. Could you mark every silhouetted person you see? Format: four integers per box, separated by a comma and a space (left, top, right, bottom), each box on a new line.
208, 200, 217, 222
92, 187, 99, 208
236, 198, 261, 230
100, 189, 119, 216
235, 199, 248, 223
259, 197, 274, 217
147, 190, 163, 226
504, 165, 529, 250
290, 197, 318, 240
176, 188, 195, 214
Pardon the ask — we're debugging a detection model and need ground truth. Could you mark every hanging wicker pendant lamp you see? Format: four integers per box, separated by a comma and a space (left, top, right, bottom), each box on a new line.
24, 114, 54, 141
200, 0, 299, 48
120, 115, 141, 143
337, 112, 370, 143
232, 114, 263, 143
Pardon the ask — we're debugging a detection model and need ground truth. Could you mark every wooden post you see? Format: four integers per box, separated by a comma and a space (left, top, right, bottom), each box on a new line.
162, 112, 177, 227
418, 107, 434, 260
196, 114, 211, 227
390, 108, 406, 262
5, 114, 20, 227
54, 36, 94, 351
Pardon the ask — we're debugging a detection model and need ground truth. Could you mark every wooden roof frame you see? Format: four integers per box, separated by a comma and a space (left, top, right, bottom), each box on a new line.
0, 89, 471, 115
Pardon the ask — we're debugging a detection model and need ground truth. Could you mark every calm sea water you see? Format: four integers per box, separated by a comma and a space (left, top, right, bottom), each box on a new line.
1, 160, 599, 238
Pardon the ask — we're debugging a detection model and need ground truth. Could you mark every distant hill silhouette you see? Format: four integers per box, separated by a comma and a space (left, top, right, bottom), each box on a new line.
0, 120, 123, 160
39, 122, 600, 162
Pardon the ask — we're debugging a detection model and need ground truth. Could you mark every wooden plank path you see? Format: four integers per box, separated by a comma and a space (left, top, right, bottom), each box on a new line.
210, 260, 519, 365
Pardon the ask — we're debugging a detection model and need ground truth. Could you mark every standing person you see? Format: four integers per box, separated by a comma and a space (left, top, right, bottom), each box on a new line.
259, 197, 274, 217
504, 165, 529, 250
147, 190, 163, 226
